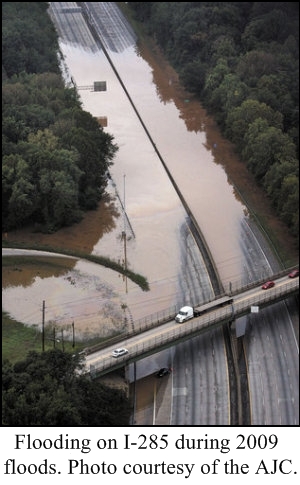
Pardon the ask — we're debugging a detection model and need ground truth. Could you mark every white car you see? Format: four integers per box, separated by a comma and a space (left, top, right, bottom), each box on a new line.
112, 348, 128, 358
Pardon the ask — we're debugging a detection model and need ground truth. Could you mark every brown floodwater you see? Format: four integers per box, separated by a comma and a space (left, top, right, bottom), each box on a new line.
2, 10, 297, 341
2, 252, 145, 340
59, 42, 247, 285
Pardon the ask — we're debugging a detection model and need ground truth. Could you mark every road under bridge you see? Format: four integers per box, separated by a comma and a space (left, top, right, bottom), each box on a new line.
87, 275, 298, 378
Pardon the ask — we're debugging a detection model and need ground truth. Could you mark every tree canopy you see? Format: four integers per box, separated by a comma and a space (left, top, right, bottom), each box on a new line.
2, 3, 118, 233
2, 349, 132, 426
128, 2, 299, 239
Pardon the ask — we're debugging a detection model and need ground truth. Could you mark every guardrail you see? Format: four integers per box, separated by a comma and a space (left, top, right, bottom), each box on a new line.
88, 278, 299, 377
84, 271, 299, 356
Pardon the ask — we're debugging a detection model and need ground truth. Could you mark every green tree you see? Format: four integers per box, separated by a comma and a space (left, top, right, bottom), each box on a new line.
149, 3, 173, 47
241, 8, 296, 49
2, 155, 36, 228
24, 130, 83, 230
207, 73, 249, 126
2, 5, 119, 233
236, 50, 278, 87
172, 20, 201, 64
225, 99, 283, 150
277, 175, 299, 235
179, 60, 206, 96
2, 349, 132, 426
2, 2, 59, 77
264, 160, 298, 204
61, 112, 118, 210
243, 119, 296, 180
203, 59, 231, 101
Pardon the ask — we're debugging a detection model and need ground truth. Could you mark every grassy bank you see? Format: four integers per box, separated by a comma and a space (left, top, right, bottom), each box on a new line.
2, 240, 149, 291
2, 308, 125, 364
2, 311, 87, 363
2, 246, 148, 363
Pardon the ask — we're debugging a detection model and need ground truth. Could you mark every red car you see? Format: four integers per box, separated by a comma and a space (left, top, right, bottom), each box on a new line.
288, 269, 299, 278
262, 281, 275, 290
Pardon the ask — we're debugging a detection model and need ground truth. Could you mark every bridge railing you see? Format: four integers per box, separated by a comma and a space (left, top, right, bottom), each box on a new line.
84, 271, 299, 356
226, 267, 299, 296
88, 278, 299, 377
89, 304, 234, 377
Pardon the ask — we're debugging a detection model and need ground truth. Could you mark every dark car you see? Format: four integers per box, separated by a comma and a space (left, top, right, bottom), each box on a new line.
262, 280, 275, 290
288, 269, 299, 278
156, 367, 171, 378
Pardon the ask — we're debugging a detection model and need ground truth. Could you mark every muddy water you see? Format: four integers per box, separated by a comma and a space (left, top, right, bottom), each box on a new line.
63, 38, 251, 285
106, 43, 248, 284
2, 253, 142, 340
2, 8, 293, 341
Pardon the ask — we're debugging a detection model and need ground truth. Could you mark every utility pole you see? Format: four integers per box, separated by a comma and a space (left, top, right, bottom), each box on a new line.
72, 321, 75, 348
123, 173, 126, 230
42, 300, 45, 351
122, 173, 128, 293
61, 329, 65, 352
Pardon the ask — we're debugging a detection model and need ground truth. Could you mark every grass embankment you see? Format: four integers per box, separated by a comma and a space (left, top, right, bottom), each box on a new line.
2, 309, 120, 364
2, 311, 82, 363
2, 240, 149, 291
2, 243, 149, 363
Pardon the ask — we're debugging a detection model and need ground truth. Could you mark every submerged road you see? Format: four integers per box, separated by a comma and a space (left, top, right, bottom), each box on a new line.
47, 2, 299, 425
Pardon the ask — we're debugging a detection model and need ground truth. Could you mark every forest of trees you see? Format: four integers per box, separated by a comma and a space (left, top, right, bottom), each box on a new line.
2, 1, 298, 425
3, 2, 298, 236
128, 2, 299, 240
2, 2, 118, 233
2, 350, 132, 425
2, 2, 130, 426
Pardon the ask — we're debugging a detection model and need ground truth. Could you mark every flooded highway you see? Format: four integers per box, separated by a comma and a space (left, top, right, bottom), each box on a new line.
3, 2, 281, 330
3, 3, 298, 425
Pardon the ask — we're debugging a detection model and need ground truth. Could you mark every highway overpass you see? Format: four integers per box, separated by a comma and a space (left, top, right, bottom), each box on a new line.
87, 275, 298, 377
